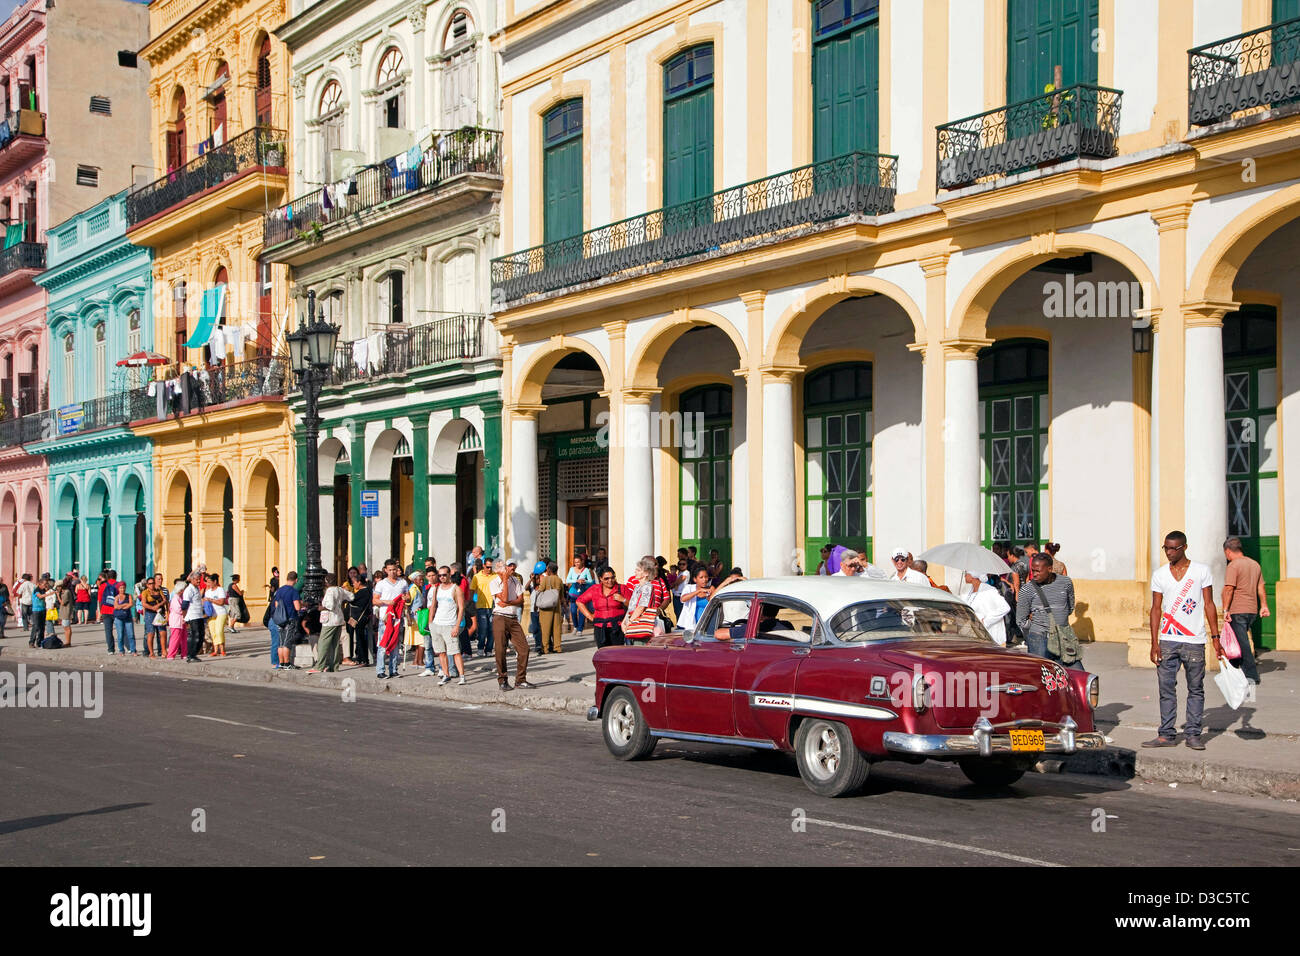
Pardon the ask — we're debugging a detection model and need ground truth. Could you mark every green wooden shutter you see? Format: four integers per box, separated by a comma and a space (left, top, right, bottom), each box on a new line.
663, 87, 713, 206
543, 135, 582, 244
813, 19, 879, 162
1007, 0, 1098, 103
1275, 0, 1300, 22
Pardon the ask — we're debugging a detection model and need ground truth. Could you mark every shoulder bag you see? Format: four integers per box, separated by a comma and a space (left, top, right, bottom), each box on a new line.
1029, 581, 1081, 665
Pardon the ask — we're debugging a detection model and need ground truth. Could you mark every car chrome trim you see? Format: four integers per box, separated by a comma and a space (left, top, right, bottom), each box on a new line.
649, 729, 778, 750
596, 677, 732, 694
586, 706, 599, 721
792, 695, 898, 721
883, 723, 1105, 757
987, 682, 1038, 695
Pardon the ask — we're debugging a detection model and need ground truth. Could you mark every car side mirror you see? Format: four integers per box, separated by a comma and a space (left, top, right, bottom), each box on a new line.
683, 629, 695, 644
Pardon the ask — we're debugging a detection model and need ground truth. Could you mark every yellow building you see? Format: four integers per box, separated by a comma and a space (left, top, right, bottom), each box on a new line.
493, 0, 1300, 652
130, 0, 295, 611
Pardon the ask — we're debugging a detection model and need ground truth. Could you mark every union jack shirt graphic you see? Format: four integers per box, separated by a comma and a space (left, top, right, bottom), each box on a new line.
1181, 597, 1198, 615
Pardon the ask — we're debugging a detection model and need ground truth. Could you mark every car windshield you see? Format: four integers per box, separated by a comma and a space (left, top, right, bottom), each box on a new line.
827, 599, 993, 644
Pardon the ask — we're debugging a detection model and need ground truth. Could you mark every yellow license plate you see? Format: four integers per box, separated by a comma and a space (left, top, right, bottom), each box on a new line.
1009, 729, 1045, 752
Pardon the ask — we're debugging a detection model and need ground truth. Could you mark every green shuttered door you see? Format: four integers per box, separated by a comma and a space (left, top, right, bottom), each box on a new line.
1007, 0, 1098, 103
813, 17, 879, 161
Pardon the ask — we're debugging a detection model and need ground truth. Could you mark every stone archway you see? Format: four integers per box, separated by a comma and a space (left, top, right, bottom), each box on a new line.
200, 466, 235, 581
55, 481, 80, 579
245, 458, 280, 614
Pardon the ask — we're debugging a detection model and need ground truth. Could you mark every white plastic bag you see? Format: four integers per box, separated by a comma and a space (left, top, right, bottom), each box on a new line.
1214, 658, 1250, 710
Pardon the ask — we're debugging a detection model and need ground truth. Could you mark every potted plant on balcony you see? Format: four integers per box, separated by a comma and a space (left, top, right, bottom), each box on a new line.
297, 220, 325, 244
262, 138, 286, 168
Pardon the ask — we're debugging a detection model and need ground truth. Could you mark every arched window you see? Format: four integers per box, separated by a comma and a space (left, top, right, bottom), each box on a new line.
663, 44, 714, 207
127, 308, 142, 355
93, 323, 107, 399
320, 289, 345, 332
377, 271, 404, 325
318, 80, 344, 182
442, 10, 477, 129
255, 35, 273, 126
168, 88, 187, 171
542, 99, 583, 244
208, 61, 230, 147
377, 47, 406, 130
62, 333, 75, 405
213, 266, 229, 328
442, 251, 476, 315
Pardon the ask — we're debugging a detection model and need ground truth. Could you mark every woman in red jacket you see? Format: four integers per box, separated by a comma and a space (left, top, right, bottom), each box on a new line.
576, 568, 628, 648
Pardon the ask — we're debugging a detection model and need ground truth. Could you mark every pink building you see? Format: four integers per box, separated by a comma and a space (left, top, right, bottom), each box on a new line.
0, 0, 150, 581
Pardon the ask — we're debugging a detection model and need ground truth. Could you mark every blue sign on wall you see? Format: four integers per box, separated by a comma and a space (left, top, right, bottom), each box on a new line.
57, 404, 83, 435
360, 490, 379, 517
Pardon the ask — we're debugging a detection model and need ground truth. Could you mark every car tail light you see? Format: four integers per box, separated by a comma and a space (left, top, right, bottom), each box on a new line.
1087, 675, 1099, 709
911, 673, 929, 713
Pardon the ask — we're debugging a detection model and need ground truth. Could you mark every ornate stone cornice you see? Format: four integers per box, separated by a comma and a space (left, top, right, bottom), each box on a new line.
621, 386, 661, 405
1182, 299, 1241, 328
918, 253, 950, 278
1150, 202, 1193, 233
508, 402, 546, 421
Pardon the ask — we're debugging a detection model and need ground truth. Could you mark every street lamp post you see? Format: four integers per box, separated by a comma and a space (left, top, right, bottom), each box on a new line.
287, 290, 340, 608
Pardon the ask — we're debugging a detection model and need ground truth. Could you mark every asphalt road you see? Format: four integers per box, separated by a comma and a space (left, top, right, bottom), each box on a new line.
3, 663, 1298, 866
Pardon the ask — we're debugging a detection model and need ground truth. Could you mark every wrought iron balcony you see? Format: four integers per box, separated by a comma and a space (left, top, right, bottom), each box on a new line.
937, 84, 1122, 190
127, 126, 287, 228
0, 240, 45, 277
298, 313, 486, 391
492, 150, 896, 303
132, 355, 288, 423
264, 127, 502, 250
1189, 16, 1300, 126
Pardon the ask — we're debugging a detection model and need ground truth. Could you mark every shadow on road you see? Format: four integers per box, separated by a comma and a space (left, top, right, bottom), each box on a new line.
0, 802, 151, 835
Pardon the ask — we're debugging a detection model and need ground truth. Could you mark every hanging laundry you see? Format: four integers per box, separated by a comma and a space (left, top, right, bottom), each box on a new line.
352, 338, 368, 374
286, 203, 294, 221
322, 185, 333, 211
4, 222, 24, 249
406, 145, 421, 169
395, 152, 409, 173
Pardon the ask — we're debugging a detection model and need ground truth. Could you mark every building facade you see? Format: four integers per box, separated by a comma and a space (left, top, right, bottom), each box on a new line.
0, 0, 151, 581
32, 192, 154, 585
493, 0, 1300, 651
269, 0, 504, 573
130, 0, 296, 609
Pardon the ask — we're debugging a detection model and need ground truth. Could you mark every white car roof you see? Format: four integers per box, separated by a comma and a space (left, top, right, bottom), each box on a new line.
716, 576, 966, 622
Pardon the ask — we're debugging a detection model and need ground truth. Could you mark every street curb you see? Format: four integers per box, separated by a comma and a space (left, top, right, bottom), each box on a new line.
7, 644, 1297, 800
0, 644, 595, 718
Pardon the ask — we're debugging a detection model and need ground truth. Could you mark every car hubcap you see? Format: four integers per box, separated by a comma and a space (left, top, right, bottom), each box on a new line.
609, 701, 634, 745
807, 725, 841, 779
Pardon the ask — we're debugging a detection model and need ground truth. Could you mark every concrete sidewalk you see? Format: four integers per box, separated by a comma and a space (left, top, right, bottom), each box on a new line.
4, 620, 1297, 800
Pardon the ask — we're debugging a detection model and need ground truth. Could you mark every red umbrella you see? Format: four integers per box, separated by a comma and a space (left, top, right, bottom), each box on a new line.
116, 351, 172, 367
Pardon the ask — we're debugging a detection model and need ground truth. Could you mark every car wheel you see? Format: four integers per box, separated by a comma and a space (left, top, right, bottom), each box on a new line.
794, 718, 869, 797
958, 757, 1031, 788
601, 686, 657, 761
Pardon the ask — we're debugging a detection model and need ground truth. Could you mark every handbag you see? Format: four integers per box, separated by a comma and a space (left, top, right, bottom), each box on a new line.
45, 607, 58, 622
1214, 657, 1250, 709
535, 586, 559, 611
416, 607, 430, 635
1219, 626, 1242, 660
1029, 581, 1081, 665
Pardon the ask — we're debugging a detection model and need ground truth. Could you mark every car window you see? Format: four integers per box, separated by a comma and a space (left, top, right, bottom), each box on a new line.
699, 596, 752, 642
752, 599, 815, 644
827, 599, 992, 644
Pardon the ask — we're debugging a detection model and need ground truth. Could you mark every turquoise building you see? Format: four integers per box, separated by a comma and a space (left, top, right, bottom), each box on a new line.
32, 192, 154, 582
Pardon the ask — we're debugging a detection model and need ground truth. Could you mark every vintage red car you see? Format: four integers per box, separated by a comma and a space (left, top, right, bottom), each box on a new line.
588, 577, 1103, 796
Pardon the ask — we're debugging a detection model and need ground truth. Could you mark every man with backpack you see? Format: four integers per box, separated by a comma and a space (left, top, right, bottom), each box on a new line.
98, 571, 120, 652
273, 571, 304, 670
29, 575, 51, 648
1015, 553, 1081, 668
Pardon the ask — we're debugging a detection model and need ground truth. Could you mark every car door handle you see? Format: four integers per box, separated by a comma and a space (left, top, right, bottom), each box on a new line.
793, 647, 810, 656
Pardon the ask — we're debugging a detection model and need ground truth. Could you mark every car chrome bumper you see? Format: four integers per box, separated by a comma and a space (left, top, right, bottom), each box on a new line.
882, 716, 1105, 757
586, 706, 599, 721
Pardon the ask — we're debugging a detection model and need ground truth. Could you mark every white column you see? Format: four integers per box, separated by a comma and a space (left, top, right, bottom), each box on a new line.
622, 394, 656, 564
509, 406, 542, 565
1185, 317, 1229, 586
943, 342, 984, 544
761, 371, 797, 576
730, 375, 749, 572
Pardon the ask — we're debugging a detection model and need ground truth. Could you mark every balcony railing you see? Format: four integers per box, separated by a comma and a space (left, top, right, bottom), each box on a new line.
0, 108, 45, 145
264, 127, 502, 249
937, 84, 1122, 190
302, 314, 486, 390
0, 240, 45, 277
1189, 16, 1300, 125
127, 126, 287, 228
492, 150, 897, 303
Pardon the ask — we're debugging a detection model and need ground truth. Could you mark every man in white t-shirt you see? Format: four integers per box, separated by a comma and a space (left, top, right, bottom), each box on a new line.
16, 574, 33, 628
889, 549, 929, 586
372, 560, 409, 679
963, 571, 1011, 646
1145, 531, 1222, 751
